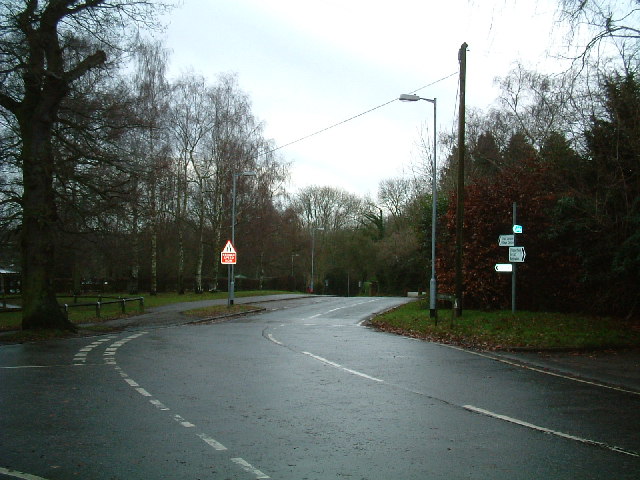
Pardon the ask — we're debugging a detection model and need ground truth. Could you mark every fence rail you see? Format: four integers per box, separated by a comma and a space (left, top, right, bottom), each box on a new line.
63, 297, 145, 318
0, 296, 145, 319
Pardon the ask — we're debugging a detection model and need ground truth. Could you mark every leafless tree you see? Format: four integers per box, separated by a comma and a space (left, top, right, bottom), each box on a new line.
557, 0, 640, 70
0, 0, 171, 329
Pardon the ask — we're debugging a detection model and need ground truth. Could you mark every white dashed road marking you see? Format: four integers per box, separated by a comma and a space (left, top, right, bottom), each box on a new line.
231, 458, 270, 479
80, 331, 270, 479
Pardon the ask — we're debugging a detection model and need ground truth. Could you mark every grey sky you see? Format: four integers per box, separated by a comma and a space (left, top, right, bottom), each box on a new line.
163, 0, 570, 197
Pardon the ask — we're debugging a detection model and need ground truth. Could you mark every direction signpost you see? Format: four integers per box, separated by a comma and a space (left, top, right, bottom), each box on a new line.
495, 203, 527, 313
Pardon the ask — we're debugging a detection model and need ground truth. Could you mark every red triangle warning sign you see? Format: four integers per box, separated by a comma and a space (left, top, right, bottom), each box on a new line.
221, 240, 237, 264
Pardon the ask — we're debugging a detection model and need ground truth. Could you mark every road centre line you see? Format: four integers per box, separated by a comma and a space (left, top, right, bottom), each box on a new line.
100, 332, 269, 479
231, 458, 270, 479
197, 433, 227, 451
464, 404, 640, 457
302, 351, 384, 383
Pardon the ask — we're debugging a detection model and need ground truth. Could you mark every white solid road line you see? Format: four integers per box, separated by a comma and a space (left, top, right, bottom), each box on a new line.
444, 344, 640, 396
464, 404, 640, 457
0, 467, 50, 480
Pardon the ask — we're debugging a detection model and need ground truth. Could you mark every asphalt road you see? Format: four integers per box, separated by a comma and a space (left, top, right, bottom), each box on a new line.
1, 295, 639, 479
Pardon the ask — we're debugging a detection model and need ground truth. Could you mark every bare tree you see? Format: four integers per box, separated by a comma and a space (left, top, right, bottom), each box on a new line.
130, 39, 172, 295
0, 0, 170, 329
168, 72, 215, 294
293, 185, 364, 232
558, 0, 640, 69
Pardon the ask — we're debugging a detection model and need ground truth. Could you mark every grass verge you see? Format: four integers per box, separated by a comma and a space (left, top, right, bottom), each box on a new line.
183, 303, 262, 322
371, 300, 640, 351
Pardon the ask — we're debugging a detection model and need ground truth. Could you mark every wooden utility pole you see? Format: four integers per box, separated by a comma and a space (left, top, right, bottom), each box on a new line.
455, 42, 468, 317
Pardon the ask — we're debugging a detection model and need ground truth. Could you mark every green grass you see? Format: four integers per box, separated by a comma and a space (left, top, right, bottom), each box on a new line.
183, 304, 262, 318
372, 300, 640, 350
0, 290, 292, 332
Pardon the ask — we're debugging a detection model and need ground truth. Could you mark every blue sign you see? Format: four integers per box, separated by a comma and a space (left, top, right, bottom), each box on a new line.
513, 224, 523, 234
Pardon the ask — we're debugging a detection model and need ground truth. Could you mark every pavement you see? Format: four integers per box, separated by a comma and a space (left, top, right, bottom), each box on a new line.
491, 349, 640, 393
5, 293, 640, 395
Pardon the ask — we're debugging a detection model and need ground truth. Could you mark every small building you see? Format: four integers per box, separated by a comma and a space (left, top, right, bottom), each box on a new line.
0, 268, 21, 295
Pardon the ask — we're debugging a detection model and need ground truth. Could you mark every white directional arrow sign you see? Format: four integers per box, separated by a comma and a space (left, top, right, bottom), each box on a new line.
495, 263, 513, 272
509, 246, 526, 262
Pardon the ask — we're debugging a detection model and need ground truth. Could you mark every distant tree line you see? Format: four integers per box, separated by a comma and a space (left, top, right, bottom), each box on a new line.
432, 66, 640, 318
0, 0, 638, 329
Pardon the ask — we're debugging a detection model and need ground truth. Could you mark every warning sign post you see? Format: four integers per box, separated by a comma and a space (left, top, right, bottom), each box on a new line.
221, 240, 237, 265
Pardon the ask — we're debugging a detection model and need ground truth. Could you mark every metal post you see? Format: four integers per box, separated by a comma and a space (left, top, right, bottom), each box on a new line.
429, 98, 437, 318
310, 227, 324, 293
228, 171, 256, 306
229, 175, 238, 306
399, 93, 438, 318
311, 230, 316, 293
512, 202, 517, 314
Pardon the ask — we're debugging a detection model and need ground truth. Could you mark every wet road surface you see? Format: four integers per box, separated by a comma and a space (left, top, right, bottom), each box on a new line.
1, 296, 639, 479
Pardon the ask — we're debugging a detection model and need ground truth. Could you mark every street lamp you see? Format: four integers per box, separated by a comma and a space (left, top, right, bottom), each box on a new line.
310, 227, 324, 293
290, 253, 300, 292
400, 93, 438, 318
228, 170, 256, 306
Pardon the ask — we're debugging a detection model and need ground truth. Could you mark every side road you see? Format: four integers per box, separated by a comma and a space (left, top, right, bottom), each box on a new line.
80, 293, 316, 330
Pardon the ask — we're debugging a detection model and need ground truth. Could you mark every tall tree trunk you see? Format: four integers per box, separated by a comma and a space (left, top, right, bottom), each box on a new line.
194, 180, 206, 294
20, 121, 74, 330
149, 171, 158, 296
177, 229, 184, 294
195, 206, 204, 294
129, 196, 140, 295
176, 158, 188, 295
150, 231, 157, 295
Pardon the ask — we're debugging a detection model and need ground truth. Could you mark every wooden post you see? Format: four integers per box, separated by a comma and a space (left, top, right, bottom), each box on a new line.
455, 42, 468, 317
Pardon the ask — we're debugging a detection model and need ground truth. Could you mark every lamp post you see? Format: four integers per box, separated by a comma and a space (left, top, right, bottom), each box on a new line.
291, 253, 299, 277
228, 170, 256, 306
310, 227, 324, 293
399, 93, 438, 318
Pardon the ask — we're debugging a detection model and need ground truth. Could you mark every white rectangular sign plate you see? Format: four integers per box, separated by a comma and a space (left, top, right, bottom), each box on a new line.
509, 246, 526, 262
499, 235, 515, 247
495, 263, 513, 272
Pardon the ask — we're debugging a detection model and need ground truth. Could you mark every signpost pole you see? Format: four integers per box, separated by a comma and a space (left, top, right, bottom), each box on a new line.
512, 202, 517, 314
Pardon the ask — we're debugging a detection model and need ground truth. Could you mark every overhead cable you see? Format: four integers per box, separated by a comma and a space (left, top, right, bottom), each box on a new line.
264, 71, 458, 156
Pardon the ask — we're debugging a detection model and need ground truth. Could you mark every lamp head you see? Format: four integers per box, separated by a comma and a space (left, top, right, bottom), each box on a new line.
399, 93, 420, 102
